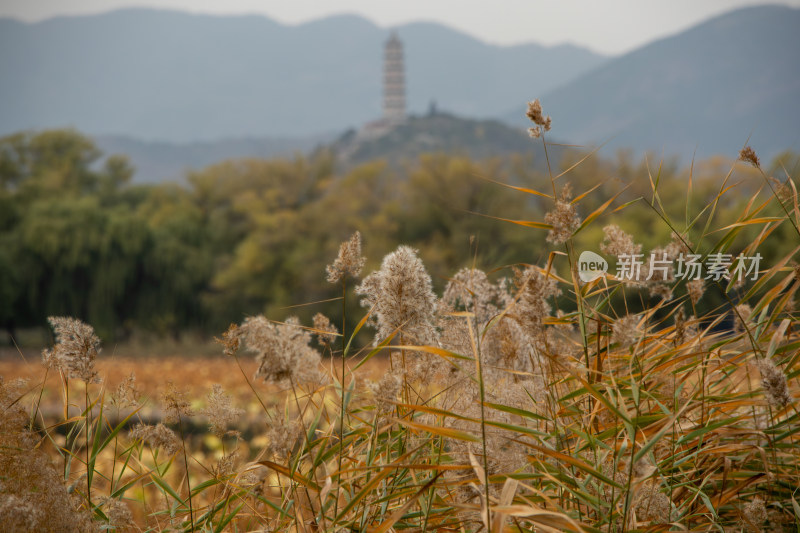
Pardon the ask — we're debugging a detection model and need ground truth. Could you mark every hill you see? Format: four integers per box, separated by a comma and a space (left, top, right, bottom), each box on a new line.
0, 9, 606, 142
502, 5, 800, 162
323, 112, 562, 171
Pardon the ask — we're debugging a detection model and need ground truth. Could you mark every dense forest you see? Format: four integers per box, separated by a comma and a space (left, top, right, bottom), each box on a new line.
1, 129, 797, 342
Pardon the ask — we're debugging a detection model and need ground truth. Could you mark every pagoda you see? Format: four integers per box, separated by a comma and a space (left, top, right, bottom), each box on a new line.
383, 32, 406, 123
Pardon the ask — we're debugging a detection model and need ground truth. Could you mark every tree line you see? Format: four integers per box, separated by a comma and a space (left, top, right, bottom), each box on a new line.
1, 129, 796, 342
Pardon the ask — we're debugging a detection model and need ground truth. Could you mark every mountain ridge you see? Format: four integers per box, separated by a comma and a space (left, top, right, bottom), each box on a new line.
502, 4, 800, 161
0, 8, 607, 142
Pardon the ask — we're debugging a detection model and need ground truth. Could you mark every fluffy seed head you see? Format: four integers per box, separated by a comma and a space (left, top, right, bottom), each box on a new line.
216, 323, 243, 357
687, 279, 705, 305
600, 224, 642, 257
648, 283, 673, 301
101, 497, 135, 532
201, 384, 244, 437
612, 315, 641, 349
441, 268, 503, 325
215, 451, 239, 478
130, 423, 182, 456
111, 372, 141, 409
767, 176, 793, 203
355, 245, 438, 344
635, 483, 671, 524
266, 418, 301, 459
239, 315, 325, 385
743, 496, 767, 531
0, 377, 34, 451
367, 371, 403, 413
544, 185, 581, 244
674, 307, 695, 345
757, 357, 792, 408
511, 266, 560, 337
161, 381, 194, 424
42, 316, 101, 383
0, 376, 29, 410
739, 146, 761, 169
326, 231, 366, 283
312, 312, 339, 347
664, 232, 692, 260
0, 495, 43, 532
526, 99, 552, 130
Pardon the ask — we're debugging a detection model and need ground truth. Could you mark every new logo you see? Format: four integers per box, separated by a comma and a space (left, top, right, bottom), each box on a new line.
578, 251, 608, 282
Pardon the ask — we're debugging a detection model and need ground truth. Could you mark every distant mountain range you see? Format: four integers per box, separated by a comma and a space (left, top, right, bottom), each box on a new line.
504, 5, 800, 162
0, 8, 605, 142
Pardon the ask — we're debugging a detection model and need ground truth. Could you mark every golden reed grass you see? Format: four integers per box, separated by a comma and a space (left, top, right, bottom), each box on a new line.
1, 103, 798, 532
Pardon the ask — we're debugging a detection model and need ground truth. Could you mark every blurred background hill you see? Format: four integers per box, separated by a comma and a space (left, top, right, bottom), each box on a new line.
323, 112, 565, 171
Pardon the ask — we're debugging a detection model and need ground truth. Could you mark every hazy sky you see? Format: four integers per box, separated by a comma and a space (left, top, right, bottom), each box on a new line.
3, 0, 799, 54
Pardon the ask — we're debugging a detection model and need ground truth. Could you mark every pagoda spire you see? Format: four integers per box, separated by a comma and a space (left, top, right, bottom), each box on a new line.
383, 31, 406, 122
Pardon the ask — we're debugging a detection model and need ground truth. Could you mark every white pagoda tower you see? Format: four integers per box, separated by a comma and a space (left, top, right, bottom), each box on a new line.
383, 32, 406, 122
